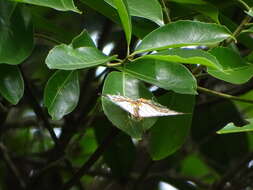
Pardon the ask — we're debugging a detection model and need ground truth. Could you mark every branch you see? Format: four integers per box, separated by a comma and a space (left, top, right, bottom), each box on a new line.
34, 33, 61, 44
197, 86, 253, 104
160, 0, 171, 23
19, 67, 85, 190
0, 143, 26, 189
62, 127, 119, 190
225, 15, 251, 45
132, 159, 154, 190
211, 151, 253, 190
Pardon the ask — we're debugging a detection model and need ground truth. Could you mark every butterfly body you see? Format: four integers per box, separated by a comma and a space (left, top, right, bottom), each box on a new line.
104, 94, 183, 119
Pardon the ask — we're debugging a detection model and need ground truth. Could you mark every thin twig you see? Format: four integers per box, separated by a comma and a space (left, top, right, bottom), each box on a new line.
0, 143, 26, 189
211, 151, 253, 190
197, 86, 253, 104
237, 0, 251, 11
160, 0, 171, 23
34, 33, 62, 44
62, 127, 119, 190
225, 15, 251, 45
19, 67, 85, 190
132, 159, 154, 190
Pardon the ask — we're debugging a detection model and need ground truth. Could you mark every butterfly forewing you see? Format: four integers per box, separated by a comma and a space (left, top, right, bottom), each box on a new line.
104, 94, 183, 118
138, 101, 182, 117
105, 95, 136, 115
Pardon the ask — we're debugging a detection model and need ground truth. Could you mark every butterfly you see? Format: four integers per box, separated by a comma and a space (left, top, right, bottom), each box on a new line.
104, 94, 183, 119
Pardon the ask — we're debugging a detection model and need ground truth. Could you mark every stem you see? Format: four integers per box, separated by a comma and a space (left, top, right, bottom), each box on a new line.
19, 67, 85, 190
197, 86, 253, 104
34, 33, 62, 44
237, 0, 251, 11
62, 127, 119, 190
0, 143, 26, 189
160, 0, 171, 23
225, 15, 251, 45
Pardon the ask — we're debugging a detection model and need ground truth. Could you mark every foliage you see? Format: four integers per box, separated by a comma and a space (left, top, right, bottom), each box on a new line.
0, 0, 253, 189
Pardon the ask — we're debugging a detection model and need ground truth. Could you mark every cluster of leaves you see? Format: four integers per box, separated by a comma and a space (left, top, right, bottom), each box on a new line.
1, 0, 253, 190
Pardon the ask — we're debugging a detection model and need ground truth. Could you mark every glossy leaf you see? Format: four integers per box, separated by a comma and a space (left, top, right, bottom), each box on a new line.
0, 0, 33, 65
71, 30, 96, 48
139, 48, 222, 70
123, 59, 197, 94
148, 92, 195, 160
44, 70, 80, 120
113, 0, 132, 45
217, 119, 253, 134
208, 47, 253, 84
102, 71, 157, 139
80, 0, 158, 38
46, 45, 116, 70
13, 0, 81, 13
246, 8, 253, 17
0, 65, 24, 105
105, 0, 163, 25
135, 20, 233, 53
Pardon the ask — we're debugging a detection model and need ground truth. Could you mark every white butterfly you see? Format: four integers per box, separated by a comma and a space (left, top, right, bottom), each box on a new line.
104, 94, 183, 119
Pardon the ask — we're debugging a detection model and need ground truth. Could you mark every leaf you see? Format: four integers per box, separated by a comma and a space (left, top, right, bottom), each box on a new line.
44, 70, 80, 120
13, 0, 81, 13
208, 47, 253, 84
245, 8, 253, 17
0, 1, 33, 65
123, 59, 197, 94
46, 44, 116, 70
148, 92, 195, 160
80, 0, 158, 38
170, 0, 220, 23
102, 71, 157, 139
134, 20, 233, 54
0, 65, 24, 105
71, 30, 96, 48
105, 0, 163, 25
113, 0, 132, 46
217, 119, 253, 134
138, 48, 222, 70
180, 154, 217, 183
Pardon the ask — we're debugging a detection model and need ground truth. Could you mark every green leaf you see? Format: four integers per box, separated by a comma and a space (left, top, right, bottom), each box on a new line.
245, 8, 253, 17
138, 48, 222, 70
105, 0, 163, 25
0, 65, 24, 105
0, 1, 33, 65
217, 119, 253, 134
44, 70, 80, 120
123, 59, 197, 94
102, 71, 157, 139
71, 30, 96, 48
46, 45, 116, 70
113, 0, 132, 46
170, 0, 220, 23
180, 154, 217, 183
135, 20, 233, 54
13, 0, 81, 13
148, 92, 195, 160
80, 0, 157, 38
208, 47, 253, 84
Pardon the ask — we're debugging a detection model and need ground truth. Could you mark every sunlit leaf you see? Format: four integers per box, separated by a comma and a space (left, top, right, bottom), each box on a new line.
217, 119, 253, 134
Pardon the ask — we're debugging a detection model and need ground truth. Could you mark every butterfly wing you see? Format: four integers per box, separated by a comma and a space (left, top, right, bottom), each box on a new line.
138, 102, 183, 117
105, 95, 136, 115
